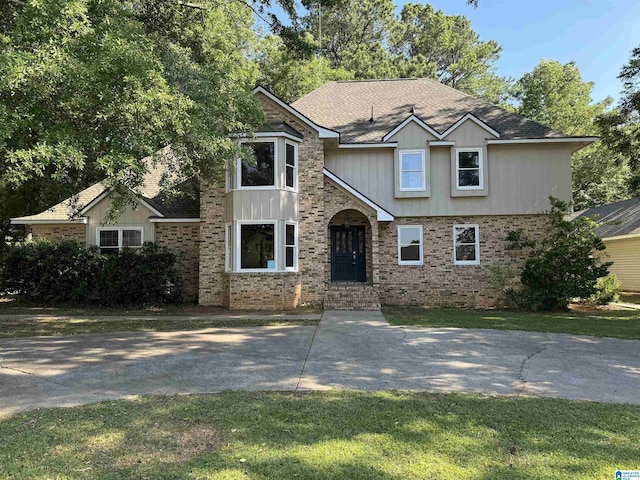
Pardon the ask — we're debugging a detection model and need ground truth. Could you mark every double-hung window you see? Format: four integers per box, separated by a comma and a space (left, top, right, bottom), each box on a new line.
97, 227, 143, 254
399, 150, 425, 191
239, 223, 276, 270
240, 141, 275, 188
285, 142, 297, 190
453, 225, 480, 265
398, 225, 423, 265
285, 223, 297, 270
456, 148, 483, 189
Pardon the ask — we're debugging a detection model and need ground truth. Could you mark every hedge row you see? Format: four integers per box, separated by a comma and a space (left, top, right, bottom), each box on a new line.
0, 240, 183, 306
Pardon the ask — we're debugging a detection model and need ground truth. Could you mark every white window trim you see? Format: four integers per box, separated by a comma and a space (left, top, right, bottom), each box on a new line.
397, 225, 424, 266
456, 147, 484, 190
399, 149, 426, 192
453, 224, 480, 266
236, 220, 278, 272
284, 222, 298, 271
284, 141, 298, 192
96, 227, 144, 251
237, 139, 278, 190
225, 223, 232, 272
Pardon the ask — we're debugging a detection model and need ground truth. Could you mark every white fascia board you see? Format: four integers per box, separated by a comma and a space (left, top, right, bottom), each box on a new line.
149, 218, 201, 223
253, 86, 339, 139
429, 141, 455, 146
338, 142, 398, 149
235, 131, 302, 143
441, 113, 501, 139
382, 115, 442, 142
323, 168, 394, 222
79, 189, 165, 218
602, 233, 640, 242
486, 137, 598, 145
139, 199, 165, 218
10, 218, 88, 225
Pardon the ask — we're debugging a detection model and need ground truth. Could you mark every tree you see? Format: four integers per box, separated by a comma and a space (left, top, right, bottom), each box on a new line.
256, 35, 353, 103
597, 47, 640, 194
506, 198, 611, 311
513, 59, 628, 209
393, 3, 510, 103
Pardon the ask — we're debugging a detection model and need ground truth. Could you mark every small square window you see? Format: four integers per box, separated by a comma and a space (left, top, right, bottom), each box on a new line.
398, 225, 423, 265
399, 151, 425, 191
456, 148, 483, 189
122, 229, 142, 247
453, 225, 480, 265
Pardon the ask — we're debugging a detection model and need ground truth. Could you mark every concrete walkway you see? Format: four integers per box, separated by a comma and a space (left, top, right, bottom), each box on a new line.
1, 310, 639, 416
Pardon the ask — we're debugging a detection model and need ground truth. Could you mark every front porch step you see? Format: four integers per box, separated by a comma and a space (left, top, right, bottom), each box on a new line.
324, 284, 381, 310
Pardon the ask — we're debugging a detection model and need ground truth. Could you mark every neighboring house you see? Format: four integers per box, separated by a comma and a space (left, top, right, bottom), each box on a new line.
574, 196, 640, 292
11, 78, 596, 309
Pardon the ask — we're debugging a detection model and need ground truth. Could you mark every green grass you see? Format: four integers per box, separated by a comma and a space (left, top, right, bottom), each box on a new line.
383, 306, 640, 339
0, 316, 319, 339
1, 391, 638, 479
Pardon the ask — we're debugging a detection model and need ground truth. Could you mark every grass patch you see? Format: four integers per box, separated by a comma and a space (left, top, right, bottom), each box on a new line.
1, 391, 638, 479
383, 306, 640, 339
0, 316, 319, 339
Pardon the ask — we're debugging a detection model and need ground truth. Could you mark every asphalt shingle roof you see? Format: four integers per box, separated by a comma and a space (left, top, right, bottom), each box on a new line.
291, 78, 569, 143
574, 197, 640, 239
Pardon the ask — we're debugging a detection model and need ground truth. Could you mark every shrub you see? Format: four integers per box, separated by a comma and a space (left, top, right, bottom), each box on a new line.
505, 197, 612, 311
590, 275, 621, 305
0, 240, 183, 306
485, 262, 517, 307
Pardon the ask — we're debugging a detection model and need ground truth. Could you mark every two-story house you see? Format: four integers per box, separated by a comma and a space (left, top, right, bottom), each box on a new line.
12, 79, 596, 309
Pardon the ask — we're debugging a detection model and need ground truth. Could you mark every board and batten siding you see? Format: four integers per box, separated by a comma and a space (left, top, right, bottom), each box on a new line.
224, 190, 298, 222
85, 194, 156, 246
603, 237, 640, 292
325, 143, 573, 217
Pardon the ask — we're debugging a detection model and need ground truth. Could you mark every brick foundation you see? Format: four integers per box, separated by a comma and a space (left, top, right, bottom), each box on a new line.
228, 272, 301, 310
155, 223, 200, 301
31, 224, 86, 243
378, 214, 549, 307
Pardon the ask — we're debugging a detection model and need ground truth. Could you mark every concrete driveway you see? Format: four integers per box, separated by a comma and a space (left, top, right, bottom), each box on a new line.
1, 310, 639, 416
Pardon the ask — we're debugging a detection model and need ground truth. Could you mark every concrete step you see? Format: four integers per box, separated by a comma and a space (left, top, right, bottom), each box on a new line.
324, 284, 381, 310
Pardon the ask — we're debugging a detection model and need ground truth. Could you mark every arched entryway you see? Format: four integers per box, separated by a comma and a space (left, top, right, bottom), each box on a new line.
327, 209, 372, 284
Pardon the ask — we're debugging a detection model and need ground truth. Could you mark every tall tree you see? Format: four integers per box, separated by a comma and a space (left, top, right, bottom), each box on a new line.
393, 3, 510, 103
513, 59, 627, 209
597, 47, 640, 194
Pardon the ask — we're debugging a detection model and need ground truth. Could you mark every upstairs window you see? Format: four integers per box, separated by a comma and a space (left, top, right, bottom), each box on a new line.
285, 142, 297, 190
453, 225, 480, 265
398, 225, 423, 265
241, 141, 275, 187
456, 148, 483, 190
399, 150, 425, 191
97, 227, 143, 254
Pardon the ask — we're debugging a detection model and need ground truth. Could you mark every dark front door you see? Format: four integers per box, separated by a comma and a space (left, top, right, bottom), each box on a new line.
331, 226, 366, 282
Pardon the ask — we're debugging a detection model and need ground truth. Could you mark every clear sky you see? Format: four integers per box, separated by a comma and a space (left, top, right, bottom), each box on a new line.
400, 0, 640, 102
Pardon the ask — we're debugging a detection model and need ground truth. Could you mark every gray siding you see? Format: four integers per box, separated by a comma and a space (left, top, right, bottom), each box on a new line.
225, 190, 298, 222
603, 237, 640, 292
85, 194, 155, 246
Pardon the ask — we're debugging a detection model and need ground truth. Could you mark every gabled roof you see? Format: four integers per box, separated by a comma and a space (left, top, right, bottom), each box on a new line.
574, 196, 640, 239
292, 78, 582, 144
11, 148, 199, 224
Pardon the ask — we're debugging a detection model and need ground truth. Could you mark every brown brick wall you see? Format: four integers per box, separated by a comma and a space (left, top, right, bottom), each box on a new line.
198, 181, 227, 306
155, 223, 200, 301
31, 224, 86, 243
378, 214, 549, 307
228, 272, 302, 310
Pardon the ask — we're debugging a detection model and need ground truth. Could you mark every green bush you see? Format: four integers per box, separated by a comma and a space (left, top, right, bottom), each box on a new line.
0, 240, 183, 306
590, 275, 621, 305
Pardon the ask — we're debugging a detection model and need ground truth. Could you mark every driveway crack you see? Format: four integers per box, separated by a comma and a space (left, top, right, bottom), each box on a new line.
517, 332, 550, 395
295, 319, 321, 391
0, 363, 81, 391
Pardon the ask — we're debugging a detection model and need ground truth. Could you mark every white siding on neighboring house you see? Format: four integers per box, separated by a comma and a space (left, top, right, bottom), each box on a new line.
84, 194, 156, 246
603, 237, 640, 292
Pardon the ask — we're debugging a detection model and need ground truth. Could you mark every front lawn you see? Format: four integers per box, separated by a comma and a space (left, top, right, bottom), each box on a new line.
1, 391, 638, 479
383, 306, 640, 339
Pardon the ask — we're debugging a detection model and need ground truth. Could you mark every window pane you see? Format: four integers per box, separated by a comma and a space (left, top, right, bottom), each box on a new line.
286, 246, 294, 268
286, 165, 294, 188
286, 224, 295, 246
401, 171, 423, 189
401, 153, 422, 171
400, 244, 420, 262
99, 230, 118, 247
458, 151, 480, 168
241, 142, 275, 187
240, 224, 274, 269
455, 244, 476, 262
458, 170, 480, 187
399, 227, 421, 246
286, 144, 295, 166
455, 227, 476, 245
122, 229, 142, 247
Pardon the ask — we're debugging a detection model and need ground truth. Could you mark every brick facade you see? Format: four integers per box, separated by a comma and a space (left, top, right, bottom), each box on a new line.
378, 214, 550, 307
198, 181, 228, 306
155, 223, 200, 301
31, 224, 86, 243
